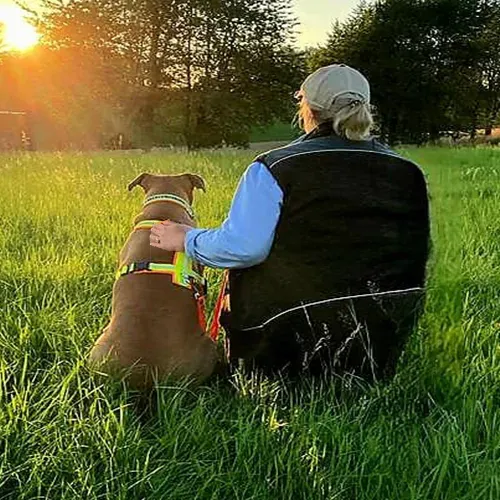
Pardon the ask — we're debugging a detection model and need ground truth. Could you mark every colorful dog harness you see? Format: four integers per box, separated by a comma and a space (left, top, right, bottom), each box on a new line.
116, 252, 205, 289
116, 193, 200, 287
115, 221, 205, 290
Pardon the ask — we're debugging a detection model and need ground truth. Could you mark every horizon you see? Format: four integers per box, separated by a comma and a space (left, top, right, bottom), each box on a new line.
0, 0, 362, 48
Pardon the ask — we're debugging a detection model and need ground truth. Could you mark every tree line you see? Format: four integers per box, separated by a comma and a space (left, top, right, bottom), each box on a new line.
311, 0, 500, 144
1, 0, 499, 149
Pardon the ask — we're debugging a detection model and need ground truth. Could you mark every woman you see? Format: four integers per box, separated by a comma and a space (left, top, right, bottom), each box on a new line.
150, 64, 431, 382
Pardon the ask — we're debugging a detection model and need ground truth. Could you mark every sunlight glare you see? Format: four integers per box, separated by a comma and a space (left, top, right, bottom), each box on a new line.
0, 5, 39, 52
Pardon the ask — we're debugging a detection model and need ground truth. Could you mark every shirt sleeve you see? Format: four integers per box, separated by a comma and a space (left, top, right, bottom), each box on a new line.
185, 161, 284, 269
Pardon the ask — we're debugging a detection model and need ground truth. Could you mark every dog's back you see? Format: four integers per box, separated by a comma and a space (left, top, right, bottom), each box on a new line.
89, 173, 218, 389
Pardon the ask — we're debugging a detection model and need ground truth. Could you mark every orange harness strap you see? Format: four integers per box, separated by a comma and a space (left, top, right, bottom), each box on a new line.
197, 295, 208, 333
209, 271, 230, 341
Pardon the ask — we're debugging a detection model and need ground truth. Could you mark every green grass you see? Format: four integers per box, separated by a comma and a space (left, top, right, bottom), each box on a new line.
0, 146, 499, 499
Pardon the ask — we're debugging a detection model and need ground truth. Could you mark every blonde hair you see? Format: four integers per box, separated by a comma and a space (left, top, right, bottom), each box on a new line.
296, 96, 374, 141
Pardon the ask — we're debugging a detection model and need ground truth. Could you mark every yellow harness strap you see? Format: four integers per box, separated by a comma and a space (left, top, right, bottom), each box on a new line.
134, 219, 166, 231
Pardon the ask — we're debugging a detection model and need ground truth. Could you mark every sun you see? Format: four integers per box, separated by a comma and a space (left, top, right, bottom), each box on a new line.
0, 6, 40, 52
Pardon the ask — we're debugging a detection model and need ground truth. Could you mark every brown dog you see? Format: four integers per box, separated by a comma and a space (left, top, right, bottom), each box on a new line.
89, 172, 218, 389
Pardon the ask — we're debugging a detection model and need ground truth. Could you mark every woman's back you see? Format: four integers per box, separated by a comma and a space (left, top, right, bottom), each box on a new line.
228, 128, 430, 329
224, 127, 430, 381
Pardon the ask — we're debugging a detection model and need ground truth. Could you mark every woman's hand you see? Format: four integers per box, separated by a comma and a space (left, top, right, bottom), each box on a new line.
150, 220, 192, 252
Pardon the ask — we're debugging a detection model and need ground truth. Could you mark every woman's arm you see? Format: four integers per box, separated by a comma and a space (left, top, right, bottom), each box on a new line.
185, 161, 283, 269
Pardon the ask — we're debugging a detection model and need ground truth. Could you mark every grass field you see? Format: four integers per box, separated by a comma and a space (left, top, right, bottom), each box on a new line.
0, 146, 499, 499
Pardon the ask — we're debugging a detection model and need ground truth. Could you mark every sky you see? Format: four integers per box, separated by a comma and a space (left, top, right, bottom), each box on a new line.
0, 0, 362, 48
293, 0, 361, 47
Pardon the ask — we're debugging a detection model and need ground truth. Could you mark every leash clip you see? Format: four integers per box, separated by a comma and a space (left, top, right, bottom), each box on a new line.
189, 276, 207, 299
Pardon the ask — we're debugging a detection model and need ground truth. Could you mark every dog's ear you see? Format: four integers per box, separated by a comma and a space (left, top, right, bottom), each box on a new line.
185, 174, 206, 193
128, 173, 150, 192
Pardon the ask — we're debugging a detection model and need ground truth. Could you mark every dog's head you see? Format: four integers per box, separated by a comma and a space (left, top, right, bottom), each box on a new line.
127, 173, 206, 204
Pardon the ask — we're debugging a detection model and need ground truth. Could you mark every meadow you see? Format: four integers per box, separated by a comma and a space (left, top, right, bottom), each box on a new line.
0, 146, 498, 499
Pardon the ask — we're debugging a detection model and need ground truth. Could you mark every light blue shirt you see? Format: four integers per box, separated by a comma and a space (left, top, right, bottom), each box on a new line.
185, 161, 284, 269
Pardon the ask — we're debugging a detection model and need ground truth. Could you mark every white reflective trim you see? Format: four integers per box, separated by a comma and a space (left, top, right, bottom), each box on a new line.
240, 287, 424, 332
258, 139, 302, 159
266, 149, 420, 171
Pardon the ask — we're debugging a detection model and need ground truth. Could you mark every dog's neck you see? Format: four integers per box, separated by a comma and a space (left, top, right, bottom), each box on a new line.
135, 193, 196, 227
143, 193, 196, 219
139, 204, 195, 226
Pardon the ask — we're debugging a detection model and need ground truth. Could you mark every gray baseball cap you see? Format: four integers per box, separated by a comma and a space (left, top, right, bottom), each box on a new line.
298, 64, 371, 113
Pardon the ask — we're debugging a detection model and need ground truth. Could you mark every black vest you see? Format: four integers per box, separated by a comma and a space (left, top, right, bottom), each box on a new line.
227, 124, 430, 333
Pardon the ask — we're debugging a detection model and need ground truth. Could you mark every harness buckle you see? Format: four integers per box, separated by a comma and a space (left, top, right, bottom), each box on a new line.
133, 261, 151, 273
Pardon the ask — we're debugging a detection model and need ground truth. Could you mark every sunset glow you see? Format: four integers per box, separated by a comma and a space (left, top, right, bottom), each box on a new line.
0, 5, 39, 52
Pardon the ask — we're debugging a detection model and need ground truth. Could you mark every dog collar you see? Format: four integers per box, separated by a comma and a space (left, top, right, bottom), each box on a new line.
143, 194, 196, 220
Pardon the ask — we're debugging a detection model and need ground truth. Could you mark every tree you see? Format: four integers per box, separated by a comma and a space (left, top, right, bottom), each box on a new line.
478, 2, 500, 135
25, 0, 303, 149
